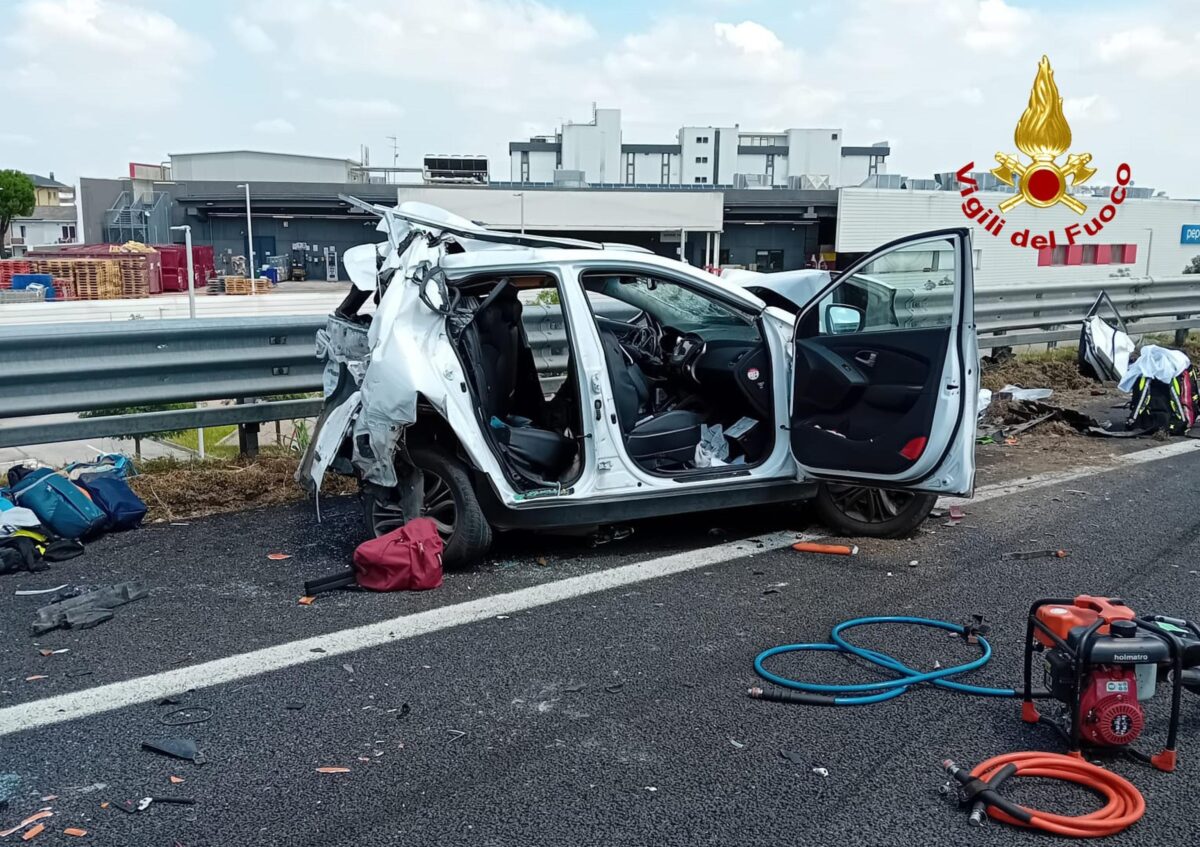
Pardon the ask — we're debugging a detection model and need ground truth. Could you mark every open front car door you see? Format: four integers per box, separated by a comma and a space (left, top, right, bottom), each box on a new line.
788, 229, 977, 496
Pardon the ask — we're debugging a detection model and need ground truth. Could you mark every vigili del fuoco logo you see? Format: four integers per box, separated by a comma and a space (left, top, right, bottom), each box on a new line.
955, 55, 1132, 251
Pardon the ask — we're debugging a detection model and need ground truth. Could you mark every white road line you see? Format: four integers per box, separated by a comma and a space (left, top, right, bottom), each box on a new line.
4, 438, 1198, 736
939, 438, 1200, 508
0, 530, 814, 737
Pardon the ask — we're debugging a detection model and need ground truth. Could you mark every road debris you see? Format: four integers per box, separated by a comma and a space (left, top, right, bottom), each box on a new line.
908, 560, 919, 568
14, 585, 68, 596
30, 581, 149, 635
729, 739, 745, 749
342, 663, 354, 674
36, 648, 69, 656
267, 553, 292, 560
604, 683, 624, 693
24, 675, 47, 682
160, 706, 213, 726
792, 542, 858, 556
812, 767, 830, 777
141, 738, 204, 764
779, 750, 806, 765
565, 683, 586, 693
0, 811, 53, 838
446, 730, 467, 743
1003, 549, 1069, 560
169, 776, 185, 785
20, 822, 45, 840
63, 828, 87, 837
297, 596, 316, 606
536, 557, 548, 566
284, 702, 305, 711
316, 767, 350, 774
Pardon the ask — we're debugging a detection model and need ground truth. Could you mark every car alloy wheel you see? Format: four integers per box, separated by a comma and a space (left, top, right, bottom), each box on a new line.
370, 467, 456, 541
823, 484, 918, 524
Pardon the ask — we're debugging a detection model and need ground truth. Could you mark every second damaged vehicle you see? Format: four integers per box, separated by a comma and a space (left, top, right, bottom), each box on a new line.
299, 198, 979, 566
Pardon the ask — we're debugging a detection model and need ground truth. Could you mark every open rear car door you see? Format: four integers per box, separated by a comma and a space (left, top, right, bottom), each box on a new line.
788, 229, 977, 495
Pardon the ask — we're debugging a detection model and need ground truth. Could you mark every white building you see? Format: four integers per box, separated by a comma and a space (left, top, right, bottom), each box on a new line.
835, 187, 1200, 287
169, 150, 367, 183
509, 107, 888, 188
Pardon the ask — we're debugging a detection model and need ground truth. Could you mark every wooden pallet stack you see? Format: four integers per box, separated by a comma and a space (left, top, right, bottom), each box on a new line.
220, 276, 273, 295
31, 258, 122, 300
113, 256, 151, 299
53, 277, 76, 300
0, 260, 31, 290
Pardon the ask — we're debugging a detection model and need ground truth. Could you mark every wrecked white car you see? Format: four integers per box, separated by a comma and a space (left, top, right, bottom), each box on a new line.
299, 198, 978, 566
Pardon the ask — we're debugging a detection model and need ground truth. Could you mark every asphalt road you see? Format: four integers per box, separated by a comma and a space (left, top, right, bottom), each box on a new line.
2, 445, 1200, 845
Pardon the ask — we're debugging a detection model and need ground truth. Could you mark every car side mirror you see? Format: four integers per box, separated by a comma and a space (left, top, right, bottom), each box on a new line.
825, 304, 864, 334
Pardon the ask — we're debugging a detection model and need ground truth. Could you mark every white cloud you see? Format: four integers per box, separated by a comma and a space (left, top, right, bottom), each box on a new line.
1064, 94, 1120, 124
5, 0, 210, 110
232, 15, 276, 53
253, 118, 296, 134
316, 98, 404, 118
1097, 26, 1200, 79
714, 20, 783, 54
962, 0, 1031, 53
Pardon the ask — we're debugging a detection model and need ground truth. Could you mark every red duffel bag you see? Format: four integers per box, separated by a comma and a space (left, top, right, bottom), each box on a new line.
352, 517, 444, 591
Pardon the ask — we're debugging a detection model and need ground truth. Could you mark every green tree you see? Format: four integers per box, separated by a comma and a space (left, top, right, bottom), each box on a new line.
0, 170, 36, 246
1183, 255, 1200, 274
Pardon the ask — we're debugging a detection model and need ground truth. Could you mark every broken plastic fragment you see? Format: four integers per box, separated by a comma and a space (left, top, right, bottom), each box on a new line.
21, 823, 45, 841
267, 553, 293, 560
297, 596, 316, 606
169, 776, 184, 785
25, 675, 47, 682
63, 828, 88, 837
0, 811, 53, 838
141, 738, 203, 763
316, 767, 350, 774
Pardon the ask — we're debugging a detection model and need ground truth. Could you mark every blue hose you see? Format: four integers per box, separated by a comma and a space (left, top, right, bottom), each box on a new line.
753, 615, 1018, 705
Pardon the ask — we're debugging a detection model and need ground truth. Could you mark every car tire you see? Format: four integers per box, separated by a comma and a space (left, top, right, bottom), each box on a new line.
813, 483, 936, 539
363, 444, 493, 568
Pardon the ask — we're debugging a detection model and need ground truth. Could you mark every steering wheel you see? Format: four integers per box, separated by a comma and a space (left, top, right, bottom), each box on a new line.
668, 332, 706, 377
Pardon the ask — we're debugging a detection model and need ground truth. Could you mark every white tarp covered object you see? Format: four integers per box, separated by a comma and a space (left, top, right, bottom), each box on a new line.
1079, 292, 1135, 383
1118, 345, 1192, 393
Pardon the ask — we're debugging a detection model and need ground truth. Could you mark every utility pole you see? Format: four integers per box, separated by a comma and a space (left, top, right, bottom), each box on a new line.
236, 183, 255, 280
170, 224, 204, 458
387, 135, 399, 184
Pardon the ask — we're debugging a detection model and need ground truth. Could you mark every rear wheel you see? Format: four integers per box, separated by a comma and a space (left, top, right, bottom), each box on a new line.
363, 445, 493, 567
813, 483, 936, 539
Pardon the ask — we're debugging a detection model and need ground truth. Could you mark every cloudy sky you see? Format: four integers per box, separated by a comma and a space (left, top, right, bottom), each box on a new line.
2, 0, 1197, 196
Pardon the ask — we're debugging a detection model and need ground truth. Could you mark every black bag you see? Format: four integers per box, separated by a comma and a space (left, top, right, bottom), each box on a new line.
1128, 365, 1200, 435
0, 536, 50, 575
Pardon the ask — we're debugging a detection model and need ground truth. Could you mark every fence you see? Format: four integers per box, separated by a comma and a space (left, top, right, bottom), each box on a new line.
0, 276, 1197, 450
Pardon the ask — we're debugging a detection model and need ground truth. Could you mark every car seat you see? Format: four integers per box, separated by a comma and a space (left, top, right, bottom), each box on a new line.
460, 286, 577, 483
599, 329, 703, 469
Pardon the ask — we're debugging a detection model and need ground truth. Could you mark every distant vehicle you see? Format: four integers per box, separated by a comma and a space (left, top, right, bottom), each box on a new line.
299, 199, 978, 565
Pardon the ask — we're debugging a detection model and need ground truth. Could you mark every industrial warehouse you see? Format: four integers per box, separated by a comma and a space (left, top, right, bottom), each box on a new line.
3, 4, 1200, 845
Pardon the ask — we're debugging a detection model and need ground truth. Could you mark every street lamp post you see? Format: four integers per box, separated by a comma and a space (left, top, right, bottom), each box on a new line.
170, 224, 203, 458
236, 183, 255, 279
169, 225, 196, 319
513, 192, 525, 234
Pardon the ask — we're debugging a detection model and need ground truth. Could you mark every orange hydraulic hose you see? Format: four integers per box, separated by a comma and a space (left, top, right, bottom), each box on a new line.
969, 752, 1144, 838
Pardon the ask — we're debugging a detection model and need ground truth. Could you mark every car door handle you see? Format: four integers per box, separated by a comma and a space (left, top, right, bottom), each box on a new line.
854, 351, 877, 367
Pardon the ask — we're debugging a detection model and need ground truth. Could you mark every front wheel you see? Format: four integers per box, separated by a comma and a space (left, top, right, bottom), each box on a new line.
363, 444, 493, 568
813, 483, 936, 539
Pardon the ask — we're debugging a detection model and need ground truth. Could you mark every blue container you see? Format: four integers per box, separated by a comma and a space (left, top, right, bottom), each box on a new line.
11, 274, 57, 300
261, 267, 279, 284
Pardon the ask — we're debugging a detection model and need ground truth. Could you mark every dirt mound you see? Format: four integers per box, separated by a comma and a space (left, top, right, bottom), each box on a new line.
130, 456, 357, 523
981, 348, 1097, 393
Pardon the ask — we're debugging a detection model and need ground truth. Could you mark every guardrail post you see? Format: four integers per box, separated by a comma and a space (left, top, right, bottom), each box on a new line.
1176, 327, 1190, 347
236, 398, 260, 457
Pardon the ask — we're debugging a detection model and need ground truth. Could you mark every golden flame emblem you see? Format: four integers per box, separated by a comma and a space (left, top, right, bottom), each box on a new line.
992, 56, 1096, 215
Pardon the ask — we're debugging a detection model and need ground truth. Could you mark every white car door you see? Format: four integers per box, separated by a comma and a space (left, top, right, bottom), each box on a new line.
787, 229, 977, 495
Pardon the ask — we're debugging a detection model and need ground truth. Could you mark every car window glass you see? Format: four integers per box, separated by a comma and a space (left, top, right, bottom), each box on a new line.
815, 237, 956, 335
586, 274, 749, 330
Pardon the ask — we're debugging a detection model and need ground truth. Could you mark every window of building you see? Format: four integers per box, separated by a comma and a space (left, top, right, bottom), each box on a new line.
693, 176, 709, 183
695, 135, 709, 144
718, 248, 731, 265
520, 151, 530, 182
695, 156, 708, 164
625, 153, 635, 185
868, 155, 880, 177
19, 225, 26, 238
755, 249, 784, 271
765, 154, 775, 183
661, 154, 671, 184
61, 224, 76, 241
831, 132, 839, 141
1038, 243, 1136, 267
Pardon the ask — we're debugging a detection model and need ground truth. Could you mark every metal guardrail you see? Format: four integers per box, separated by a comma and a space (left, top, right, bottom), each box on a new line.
0, 276, 1197, 450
